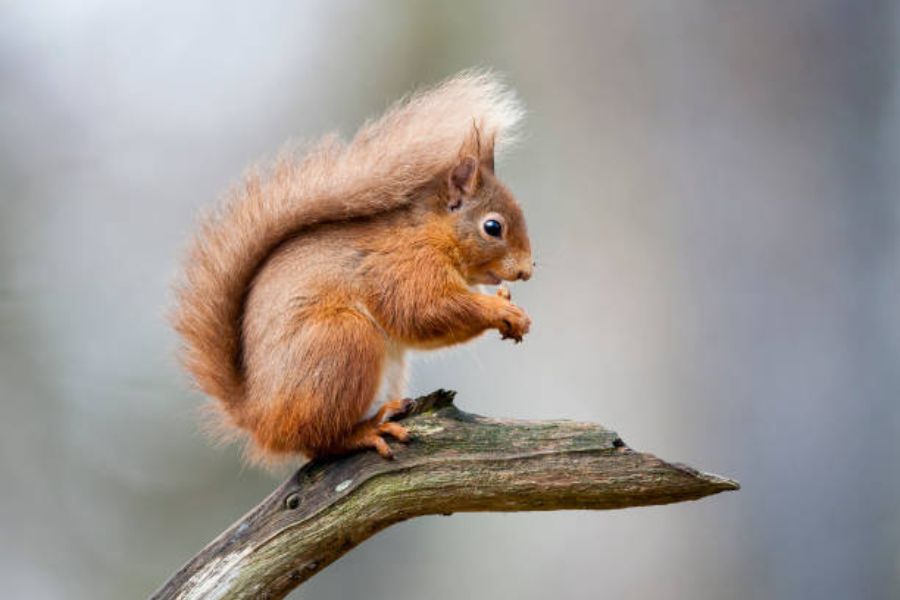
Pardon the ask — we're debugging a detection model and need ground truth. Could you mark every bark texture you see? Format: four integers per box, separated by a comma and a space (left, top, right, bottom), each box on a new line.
152, 390, 739, 600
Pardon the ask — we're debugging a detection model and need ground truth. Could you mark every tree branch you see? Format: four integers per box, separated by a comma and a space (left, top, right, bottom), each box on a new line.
152, 390, 739, 600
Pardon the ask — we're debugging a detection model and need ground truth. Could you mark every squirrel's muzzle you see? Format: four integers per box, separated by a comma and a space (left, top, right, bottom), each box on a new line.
514, 258, 534, 281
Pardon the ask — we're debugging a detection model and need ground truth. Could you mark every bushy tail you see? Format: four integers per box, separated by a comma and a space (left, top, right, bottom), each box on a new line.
173, 69, 524, 408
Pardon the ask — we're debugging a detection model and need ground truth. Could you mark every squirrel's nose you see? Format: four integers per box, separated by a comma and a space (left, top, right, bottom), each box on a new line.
516, 262, 534, 281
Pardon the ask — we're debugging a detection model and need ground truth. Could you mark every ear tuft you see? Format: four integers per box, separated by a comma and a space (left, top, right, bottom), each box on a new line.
483, 134, 496, 173
460, 122, 495, 174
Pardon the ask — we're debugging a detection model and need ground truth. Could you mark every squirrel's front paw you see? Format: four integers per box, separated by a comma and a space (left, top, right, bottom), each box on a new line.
496, 302, 531, 343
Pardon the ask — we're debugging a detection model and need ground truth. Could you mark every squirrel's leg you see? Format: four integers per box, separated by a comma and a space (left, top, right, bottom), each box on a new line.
293, 309, 411, 459
382, 289, 530, 346
369, 258, 530, 347
247, 306, 401, 460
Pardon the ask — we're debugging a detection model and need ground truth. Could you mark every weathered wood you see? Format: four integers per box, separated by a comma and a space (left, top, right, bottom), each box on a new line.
152, 390, 739, 600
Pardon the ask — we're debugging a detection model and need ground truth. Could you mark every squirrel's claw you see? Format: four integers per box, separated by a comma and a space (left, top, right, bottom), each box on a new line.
499, 321, 524, 343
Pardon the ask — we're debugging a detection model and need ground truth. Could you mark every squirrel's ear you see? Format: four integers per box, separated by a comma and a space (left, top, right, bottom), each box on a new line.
449, 156, 480, 199
449, 123, 489, 201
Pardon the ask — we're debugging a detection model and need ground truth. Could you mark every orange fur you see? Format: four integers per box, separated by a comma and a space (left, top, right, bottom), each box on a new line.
173, 70, 533, 465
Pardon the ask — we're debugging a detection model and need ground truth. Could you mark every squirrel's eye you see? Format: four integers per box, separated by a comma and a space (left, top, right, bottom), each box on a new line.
483, 219, 503, 238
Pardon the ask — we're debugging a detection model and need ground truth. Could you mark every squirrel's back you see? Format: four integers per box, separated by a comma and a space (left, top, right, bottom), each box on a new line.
173, 70, 524, 433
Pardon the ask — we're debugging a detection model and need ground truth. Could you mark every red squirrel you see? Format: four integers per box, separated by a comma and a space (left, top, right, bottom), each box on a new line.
173, 71, 533, 465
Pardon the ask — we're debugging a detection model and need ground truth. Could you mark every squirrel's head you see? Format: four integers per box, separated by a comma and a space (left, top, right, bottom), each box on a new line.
438, 128, 533, 286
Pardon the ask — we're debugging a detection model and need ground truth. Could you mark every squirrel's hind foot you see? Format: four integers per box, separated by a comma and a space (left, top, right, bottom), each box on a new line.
337, 414, 412, 460
351, 423, 410, 460
379, 421, 411, 443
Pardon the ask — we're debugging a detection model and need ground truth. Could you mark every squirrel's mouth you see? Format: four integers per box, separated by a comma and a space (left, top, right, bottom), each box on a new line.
469, 271, 502, 286
482, 271, 502, 285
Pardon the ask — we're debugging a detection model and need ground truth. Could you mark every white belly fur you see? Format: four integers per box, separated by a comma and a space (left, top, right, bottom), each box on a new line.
362, 341, 408, 421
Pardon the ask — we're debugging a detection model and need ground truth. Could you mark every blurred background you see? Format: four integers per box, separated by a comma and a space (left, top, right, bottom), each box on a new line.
1, 1, 898, 598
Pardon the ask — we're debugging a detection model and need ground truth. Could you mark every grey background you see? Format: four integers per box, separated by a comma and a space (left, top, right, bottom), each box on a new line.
1, 1, 898, 598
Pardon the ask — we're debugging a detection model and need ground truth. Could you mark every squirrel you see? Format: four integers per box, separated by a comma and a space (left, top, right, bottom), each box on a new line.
173, 70, 534, 465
